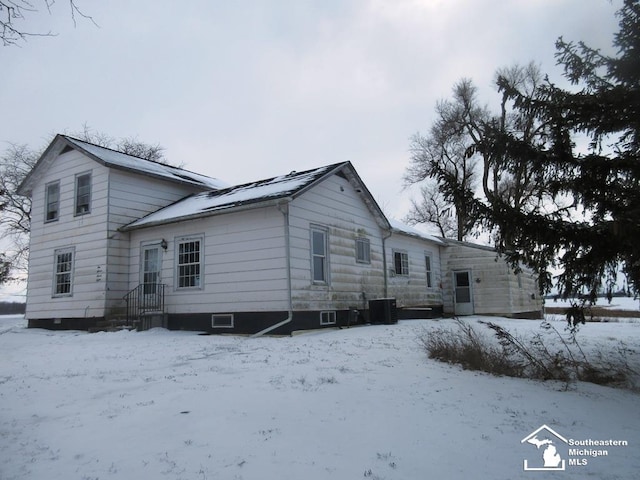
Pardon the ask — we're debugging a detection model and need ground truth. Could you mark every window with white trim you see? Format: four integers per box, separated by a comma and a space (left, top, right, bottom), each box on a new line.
212, 314, 234, 328
425, 254, 433, 288
74, 172, 91, 215
53, 247, 74, 296
177, 236, 202, 288
311, 226, 328, 283
45, 181, 60, 222
355, 237, 370, 264
393, 251, 409, 276
320, 311, 336, 325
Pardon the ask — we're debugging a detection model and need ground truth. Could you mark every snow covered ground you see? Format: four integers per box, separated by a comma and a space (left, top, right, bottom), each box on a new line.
1, 315, 639, 480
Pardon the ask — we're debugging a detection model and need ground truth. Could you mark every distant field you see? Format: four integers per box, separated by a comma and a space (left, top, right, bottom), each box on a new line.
545, 307, 640, 318
545, 296, 640, 319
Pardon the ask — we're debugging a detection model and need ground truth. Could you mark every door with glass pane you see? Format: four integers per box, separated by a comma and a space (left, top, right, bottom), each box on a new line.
141, 245, 162, 310
453, 270, 474, 315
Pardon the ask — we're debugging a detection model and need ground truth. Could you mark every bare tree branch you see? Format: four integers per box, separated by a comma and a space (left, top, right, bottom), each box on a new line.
0, 0, 96, 46
0, 128, 172, 284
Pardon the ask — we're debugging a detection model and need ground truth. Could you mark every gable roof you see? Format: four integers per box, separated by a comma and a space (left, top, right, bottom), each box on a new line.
18, 134, 227, 195
122, 161, 390, 231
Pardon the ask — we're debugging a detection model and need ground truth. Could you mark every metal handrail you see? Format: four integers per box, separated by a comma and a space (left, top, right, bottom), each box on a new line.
123, 283, 165, 327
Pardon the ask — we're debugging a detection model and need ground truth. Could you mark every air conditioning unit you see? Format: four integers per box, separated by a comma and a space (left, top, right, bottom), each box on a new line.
369, 298, 397, 325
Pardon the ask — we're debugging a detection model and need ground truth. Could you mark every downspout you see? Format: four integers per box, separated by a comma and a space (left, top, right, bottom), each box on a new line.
252, 199, 294, 337
381, 227, 393, 298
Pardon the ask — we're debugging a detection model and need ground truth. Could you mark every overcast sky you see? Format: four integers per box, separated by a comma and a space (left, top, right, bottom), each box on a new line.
0, 0, 622, 299
2, 0, 622, 215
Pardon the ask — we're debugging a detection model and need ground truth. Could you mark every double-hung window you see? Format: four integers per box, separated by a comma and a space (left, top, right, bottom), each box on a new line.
45, 181, 60, 222
53, 247, 74, 297
177, 236, 202, 288
425, 254, 433, 288
393, 251, 409, 276
75, 172, 91, 215
355, 237, 370, 264
311, 226, 328, 283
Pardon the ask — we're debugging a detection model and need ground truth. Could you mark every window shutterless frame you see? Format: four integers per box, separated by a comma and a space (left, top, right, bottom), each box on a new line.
212, 314, 234, 328
425, 253, 433, 288
45, 181, 60, 222
320, 311, 336, 325
310, 225, 329, 284
175, 235, 204, 289
53, 247, 75, 297
355, 237, 371, 264
74, 172, 92, 216
393, 250, 409, 276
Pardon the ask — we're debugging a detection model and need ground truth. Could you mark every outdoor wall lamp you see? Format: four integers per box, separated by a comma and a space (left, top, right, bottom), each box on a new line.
161, 239, 168, 250
475, 277, 481, 283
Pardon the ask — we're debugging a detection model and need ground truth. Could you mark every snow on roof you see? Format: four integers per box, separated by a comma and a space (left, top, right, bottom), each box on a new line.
65, 137, 227, 190
389, 219, 446, 245
124, 163, 345, 229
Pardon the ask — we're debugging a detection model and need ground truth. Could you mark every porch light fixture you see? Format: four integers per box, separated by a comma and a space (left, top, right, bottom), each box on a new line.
161, 239, 168, 250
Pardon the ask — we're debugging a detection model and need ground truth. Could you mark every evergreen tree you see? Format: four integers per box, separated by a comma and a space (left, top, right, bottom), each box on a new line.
484, 0, 640, 301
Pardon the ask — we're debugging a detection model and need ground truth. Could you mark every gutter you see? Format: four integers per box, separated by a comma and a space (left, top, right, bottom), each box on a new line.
252, 199, 294, 337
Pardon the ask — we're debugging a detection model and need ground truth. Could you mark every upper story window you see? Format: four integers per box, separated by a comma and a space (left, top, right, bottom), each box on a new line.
425, 253, 433, 288
355, 237, 370, 264
311, 226, 328, 283
75, 172, 92, 216
53, 247, 74, 297
393, 250, 409, 276
45, 181, 60, 222
177, 236, 202, 289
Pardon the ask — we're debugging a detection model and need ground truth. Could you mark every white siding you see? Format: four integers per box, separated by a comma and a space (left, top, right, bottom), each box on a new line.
25, 150, 110, 319
386, 233, 443, 307
128, 207, 290, 314
289, 174, 386, 311
441, 242, 543, 316
24, 148, 210, 320
105, 169, 205, 311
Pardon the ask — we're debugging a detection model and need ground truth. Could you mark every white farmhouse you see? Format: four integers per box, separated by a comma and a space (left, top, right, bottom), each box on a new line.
17, 135, 542, 333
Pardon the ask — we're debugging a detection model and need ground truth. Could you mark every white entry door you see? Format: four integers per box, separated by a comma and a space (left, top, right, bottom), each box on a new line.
141, 245, 162, 309
453, 270, 474, 316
